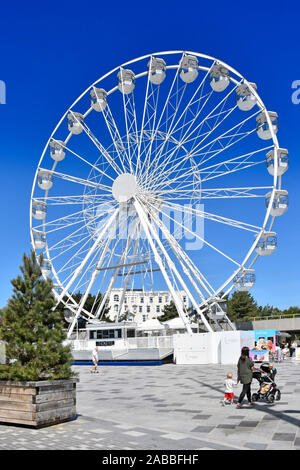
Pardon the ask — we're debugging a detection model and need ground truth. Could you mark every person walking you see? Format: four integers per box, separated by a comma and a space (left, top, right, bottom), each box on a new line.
236, 346, 258, 409
221, 372, 236, 406
90, 346, 99, 374
291, 340, 298, 358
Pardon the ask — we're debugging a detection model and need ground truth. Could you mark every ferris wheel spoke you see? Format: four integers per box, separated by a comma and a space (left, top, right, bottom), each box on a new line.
69, 111, 123, 177
33, 201, 117, 235
119, 79, 139, 174
70, 242, 105, 294
116, 224, 142, 316
160, 200, 263, 233
191, 109, 261, 166
144, 78, 241, 185
67, 233, 116, 335
39, 167, 112, 192
135, 56, 155, 177
146, 198, 241, 267
149, 206, 213, 300
157, 64, 213, 146
199, 146, 272, 183
49, 233, 93, 263
148, 105, 250, 191
55, 231, 107, 278
156, 185, 272, 200
137, 87, 161, 181
94, 220, 140, 320
35, 194, 113, 206
49, 227, 99, 263
46, 221, 92, 253
134, 197, 195, 333
140, 54, 184, 180
55, 208, 119, 306
200, 186, 272, 199
51, 138, 116, 183
100, 100, 131, 174
152, 127, 264, 189
142, 107, 243, 192
201, 159, 265, 184
146, 80, 188, 180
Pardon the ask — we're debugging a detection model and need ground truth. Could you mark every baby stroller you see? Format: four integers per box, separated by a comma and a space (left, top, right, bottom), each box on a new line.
252, 363, 281, 403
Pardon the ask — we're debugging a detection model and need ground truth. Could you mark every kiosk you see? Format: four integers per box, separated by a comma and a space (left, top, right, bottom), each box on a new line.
250, 329, 280, 362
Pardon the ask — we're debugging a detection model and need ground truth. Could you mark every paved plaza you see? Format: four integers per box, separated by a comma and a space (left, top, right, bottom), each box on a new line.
0, 360, 300, 450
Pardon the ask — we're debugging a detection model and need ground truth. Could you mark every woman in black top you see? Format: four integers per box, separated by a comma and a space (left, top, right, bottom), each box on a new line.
236, 346, 258, 409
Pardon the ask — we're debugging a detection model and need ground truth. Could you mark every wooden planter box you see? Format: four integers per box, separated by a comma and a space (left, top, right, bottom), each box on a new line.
0, 378, 79, 428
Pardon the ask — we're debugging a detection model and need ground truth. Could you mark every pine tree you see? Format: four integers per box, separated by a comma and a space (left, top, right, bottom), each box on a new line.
158, 300, 178, 322
0, 251, 75, 381
227, 291, 258, 321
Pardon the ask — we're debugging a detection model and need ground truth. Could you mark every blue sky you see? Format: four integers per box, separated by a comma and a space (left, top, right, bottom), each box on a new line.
0, 0, 299, 310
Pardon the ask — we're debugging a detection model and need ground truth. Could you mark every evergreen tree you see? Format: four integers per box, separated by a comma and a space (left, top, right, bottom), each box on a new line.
227, 291, 258, 321
56, 291, 112, 328
0, 251, 75, 381
158, 300, 178, 322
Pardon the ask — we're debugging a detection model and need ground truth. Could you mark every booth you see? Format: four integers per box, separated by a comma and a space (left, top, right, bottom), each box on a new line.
250, 329, 280, 362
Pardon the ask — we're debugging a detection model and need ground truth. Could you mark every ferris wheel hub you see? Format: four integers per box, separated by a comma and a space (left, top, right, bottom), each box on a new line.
112, 173, 137, 202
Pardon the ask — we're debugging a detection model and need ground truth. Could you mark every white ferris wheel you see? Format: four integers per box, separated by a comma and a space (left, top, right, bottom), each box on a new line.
30, 51, 289, 338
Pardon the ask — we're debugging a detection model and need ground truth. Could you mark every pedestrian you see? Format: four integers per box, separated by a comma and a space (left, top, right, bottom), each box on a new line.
236, 346, 260, 409
282, 344, 289, 359
291, 340, 298, 357
275, 344, 282, 362
221, 372, 236, 406
90, 346, 99, 374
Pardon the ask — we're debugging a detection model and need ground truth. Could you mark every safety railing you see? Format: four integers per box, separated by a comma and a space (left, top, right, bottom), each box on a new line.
125, 335, 174, 350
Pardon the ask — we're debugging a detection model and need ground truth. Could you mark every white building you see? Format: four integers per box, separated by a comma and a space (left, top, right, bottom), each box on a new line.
106, 288, 189, 324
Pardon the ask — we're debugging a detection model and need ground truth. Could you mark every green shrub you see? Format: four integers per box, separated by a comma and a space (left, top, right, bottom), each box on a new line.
0, 251, 75, 382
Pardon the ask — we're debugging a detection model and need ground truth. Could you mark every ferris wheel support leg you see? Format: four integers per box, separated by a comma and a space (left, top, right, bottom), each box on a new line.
66, 235, 113, 338
94, 221, 139, 320
135, 199, 193, 335
55, 209, 119, 309
151, 213, 214, 331
117, 225, 141, 318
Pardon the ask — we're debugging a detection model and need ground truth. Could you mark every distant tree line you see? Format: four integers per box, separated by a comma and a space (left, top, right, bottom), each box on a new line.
157, 291, 300, 323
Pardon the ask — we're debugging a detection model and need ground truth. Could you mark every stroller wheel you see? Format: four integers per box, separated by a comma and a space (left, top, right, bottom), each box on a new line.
275, 390, 281, 401
252, 393, 259, 402
267, 394, 275, 403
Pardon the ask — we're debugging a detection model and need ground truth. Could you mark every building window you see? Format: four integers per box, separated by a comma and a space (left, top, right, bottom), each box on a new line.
150, 297, 153, 303
142, 315, 148, 322
165, 296, 168, 303
159, 297, 162, 303
139, 306, 143, 313
146, 306, 150, 313
114, 304, 118, 312
183, 296, 187, 303
95, 329, 122, 339
140, 297, 144, 303
156, 306, 160, 313
113, 294, 119, 302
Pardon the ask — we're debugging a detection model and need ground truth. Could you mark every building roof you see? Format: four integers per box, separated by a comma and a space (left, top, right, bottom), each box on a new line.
136, 319, 165, 331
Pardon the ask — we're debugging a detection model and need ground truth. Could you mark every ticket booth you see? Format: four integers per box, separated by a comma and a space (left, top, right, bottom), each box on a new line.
250, 329, 280, 362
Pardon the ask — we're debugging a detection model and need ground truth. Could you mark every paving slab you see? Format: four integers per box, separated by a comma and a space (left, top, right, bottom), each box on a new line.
0, 359, 299, 450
